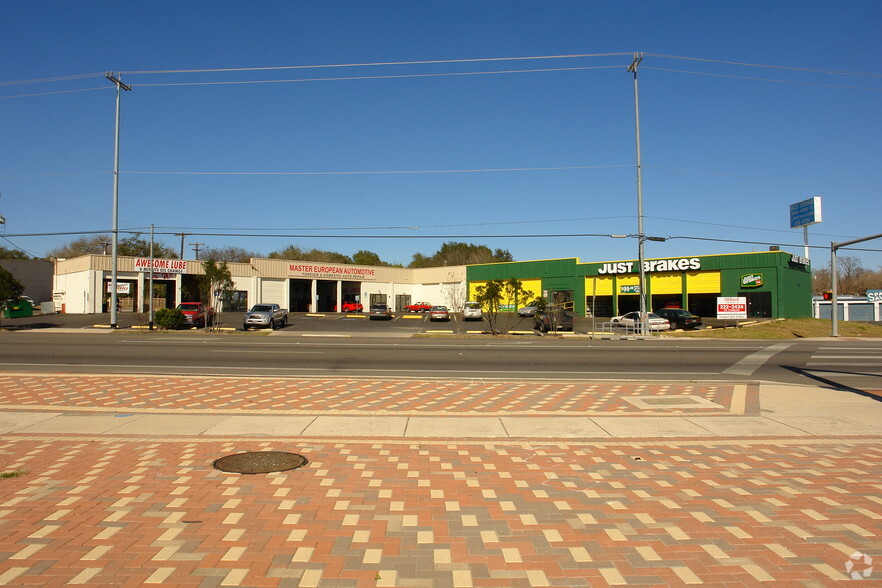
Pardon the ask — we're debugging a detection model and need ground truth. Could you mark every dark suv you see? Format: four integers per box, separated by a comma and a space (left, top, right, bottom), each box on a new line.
654, 307, 702, 330
369, 303, 393, 320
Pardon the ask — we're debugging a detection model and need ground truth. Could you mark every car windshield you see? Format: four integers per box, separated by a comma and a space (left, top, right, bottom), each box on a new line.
252, 305, 273, 312
431, 306, 447, 311
178, 303, 199, 311
464, 303, 479, 309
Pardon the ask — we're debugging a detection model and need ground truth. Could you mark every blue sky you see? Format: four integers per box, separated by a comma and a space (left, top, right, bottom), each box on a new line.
2, 1, 880, 270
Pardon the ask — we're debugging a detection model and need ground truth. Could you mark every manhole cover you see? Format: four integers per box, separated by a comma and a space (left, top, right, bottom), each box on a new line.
212, 451, 308, 474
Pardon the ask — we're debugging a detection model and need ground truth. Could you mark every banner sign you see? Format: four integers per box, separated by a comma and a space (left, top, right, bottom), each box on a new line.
106, 282, 131, 294
717, 296, 747, 320
135, 258, 187, 274
789, 196, 822, 228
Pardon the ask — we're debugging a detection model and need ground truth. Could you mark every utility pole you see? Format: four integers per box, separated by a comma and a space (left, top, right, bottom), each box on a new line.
105, 72, 132, 329
191, 242, 205, 260
148, 224, 155, 331
627, 52, 649, 336
177, 232, 187, 259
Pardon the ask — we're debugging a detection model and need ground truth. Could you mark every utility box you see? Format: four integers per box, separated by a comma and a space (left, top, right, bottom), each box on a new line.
3, 298, 34, 318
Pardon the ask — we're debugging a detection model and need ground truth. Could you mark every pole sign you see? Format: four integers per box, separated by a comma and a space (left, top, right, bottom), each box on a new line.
789, 196, 822, 229
717, 296, 747, 319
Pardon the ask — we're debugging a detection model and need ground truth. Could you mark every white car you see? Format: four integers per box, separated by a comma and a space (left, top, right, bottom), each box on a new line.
463, 301, 482, 320
611, 311, 671, 331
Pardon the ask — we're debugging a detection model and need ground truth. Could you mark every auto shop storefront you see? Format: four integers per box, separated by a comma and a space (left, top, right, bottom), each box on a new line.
52, 255, 466, 315
467, 251, 812, 318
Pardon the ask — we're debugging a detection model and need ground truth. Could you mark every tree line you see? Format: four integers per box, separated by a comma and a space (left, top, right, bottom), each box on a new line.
0, 237, 514, 269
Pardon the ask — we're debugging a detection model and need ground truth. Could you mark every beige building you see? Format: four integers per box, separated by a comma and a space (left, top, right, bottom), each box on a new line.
52, 255, 467, 314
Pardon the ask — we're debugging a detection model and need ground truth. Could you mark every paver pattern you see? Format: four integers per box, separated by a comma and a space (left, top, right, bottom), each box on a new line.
1, 436, 879, 587
0, 374, 753, 416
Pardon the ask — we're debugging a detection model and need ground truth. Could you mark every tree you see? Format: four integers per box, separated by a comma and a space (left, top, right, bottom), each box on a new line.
409, 242, 513, 268
201, 246, 259, 263
473, 278, 534, 335
814, 256, 881, 295
0, 266, 25, 327
351, 250, 384, 266
200, 260, 234, 331
0, 246, 30, 259
118, 236, 178, 258
268, 245, 350, 263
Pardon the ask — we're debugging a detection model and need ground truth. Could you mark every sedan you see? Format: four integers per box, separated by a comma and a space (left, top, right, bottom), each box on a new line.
610, 311, 671, 331
429, 306, 450, 321
534, 309, 574, 332
517, 305, 538, 317
653, 307, 702, 330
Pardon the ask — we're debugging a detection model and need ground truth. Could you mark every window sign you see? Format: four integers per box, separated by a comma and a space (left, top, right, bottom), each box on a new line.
620, 285, 641, 294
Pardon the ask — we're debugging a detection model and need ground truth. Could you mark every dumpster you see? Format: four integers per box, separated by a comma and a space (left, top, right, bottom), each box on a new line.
2, 298, 33, 319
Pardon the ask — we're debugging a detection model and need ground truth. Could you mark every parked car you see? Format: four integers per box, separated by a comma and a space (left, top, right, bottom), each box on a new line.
369, 303, 393, 320
517, 305, 539, 317
610, 311, 671, 331
404, 301, 433, 313
653, 307, 702, 330
463, 301, 482, 321
534, 307, 574, 332
243, 303, 288, 330
176, 302, 215, 328
333, 301, 363, 312
429, 305, 450, 321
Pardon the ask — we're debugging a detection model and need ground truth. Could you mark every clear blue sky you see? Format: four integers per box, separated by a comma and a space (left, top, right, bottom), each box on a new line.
2, 1, 880, 270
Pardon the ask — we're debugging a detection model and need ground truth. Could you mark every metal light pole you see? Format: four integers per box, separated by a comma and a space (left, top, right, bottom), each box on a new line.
106, 72, 131, 329
627, 53, 649, 335
149, 224, 155, 330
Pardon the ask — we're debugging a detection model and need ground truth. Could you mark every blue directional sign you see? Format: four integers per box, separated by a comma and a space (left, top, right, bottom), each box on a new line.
790, 196, 822, 228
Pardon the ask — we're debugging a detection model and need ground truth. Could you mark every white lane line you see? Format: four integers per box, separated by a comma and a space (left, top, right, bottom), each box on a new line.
213, 350, 324, 354
722, 342, 795, 376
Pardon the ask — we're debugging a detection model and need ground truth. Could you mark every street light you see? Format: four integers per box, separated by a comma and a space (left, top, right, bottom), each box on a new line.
627, 53, 649, 335
105, 72, 131, 329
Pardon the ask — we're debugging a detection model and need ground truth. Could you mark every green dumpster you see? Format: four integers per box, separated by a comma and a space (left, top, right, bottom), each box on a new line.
2, 298, 33, 319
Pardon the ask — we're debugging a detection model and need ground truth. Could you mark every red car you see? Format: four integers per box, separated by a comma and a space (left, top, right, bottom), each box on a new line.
404, 301, 432, 313
176, 302, 214, 327
333, 302, 363, 312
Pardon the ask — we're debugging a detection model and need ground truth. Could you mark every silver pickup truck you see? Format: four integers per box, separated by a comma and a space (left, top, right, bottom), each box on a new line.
243, 303, 288, 330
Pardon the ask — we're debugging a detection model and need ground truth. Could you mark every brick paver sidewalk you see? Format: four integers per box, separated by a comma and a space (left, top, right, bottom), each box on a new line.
0, 373, 755, 416
1, 436, 879, 587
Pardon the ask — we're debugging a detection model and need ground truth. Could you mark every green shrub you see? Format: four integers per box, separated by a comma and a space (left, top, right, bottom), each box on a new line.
154, 307, 185, 330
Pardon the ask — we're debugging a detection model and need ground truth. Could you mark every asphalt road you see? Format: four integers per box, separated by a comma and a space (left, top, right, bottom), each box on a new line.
2, 327, 880, 391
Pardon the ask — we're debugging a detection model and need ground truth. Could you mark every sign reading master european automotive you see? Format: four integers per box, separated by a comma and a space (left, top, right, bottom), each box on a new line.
717, 297, 747, 319
134, 258, 187, 274
288, 264, 377, 281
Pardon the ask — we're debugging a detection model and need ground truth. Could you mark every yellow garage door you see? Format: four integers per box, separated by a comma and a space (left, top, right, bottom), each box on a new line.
585, 276, 614, 296
650, 273, 681, 295
686, 271, 721, 293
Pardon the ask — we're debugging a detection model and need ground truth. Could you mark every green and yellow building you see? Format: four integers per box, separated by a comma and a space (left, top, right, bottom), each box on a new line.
467, 251, 812, 318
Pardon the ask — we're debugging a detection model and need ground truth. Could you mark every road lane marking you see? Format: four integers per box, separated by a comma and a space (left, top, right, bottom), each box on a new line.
722, 342, 794, 376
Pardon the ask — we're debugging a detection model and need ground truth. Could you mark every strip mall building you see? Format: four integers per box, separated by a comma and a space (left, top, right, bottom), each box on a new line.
52, 250, 812, 318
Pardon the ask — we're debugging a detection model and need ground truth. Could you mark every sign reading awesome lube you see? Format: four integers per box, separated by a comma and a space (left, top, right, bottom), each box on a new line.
597, 257, 701, 275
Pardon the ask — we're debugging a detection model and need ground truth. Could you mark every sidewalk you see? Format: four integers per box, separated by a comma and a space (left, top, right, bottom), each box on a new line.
1, 374, 880, 587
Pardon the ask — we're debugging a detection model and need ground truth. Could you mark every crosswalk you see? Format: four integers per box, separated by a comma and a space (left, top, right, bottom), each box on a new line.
803, 344, 882, 392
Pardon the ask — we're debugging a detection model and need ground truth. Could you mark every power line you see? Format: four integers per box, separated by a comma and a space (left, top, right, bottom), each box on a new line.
121, 164, 629, 176
645, 53, 882, 78
132, 65, 621, 88
642, 66, 882, 91
120, 53, 633, 75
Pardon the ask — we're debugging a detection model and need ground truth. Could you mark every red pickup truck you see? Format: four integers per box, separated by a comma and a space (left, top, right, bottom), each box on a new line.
404, 301, 432, 313
176, 302, 214, 328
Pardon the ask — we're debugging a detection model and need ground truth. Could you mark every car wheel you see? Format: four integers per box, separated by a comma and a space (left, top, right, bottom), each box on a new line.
242, 324, 248, 331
